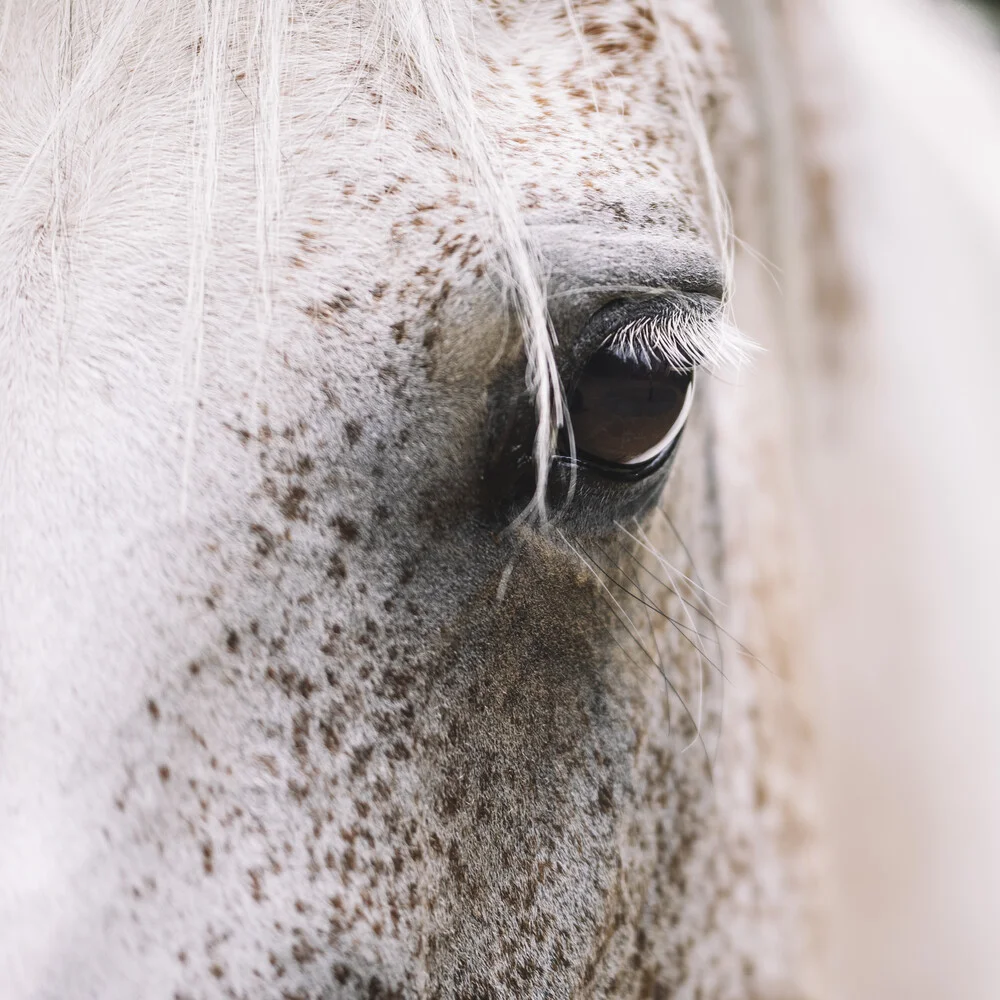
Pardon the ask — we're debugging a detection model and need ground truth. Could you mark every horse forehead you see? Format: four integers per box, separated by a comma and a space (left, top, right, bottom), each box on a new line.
0, 0, 728, 316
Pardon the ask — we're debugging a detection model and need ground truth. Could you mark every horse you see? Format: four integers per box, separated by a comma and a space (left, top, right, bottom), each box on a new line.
3, 1, 1000, 998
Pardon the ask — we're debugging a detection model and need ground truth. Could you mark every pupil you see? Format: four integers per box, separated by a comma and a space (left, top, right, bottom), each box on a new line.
568, 349, 691, 465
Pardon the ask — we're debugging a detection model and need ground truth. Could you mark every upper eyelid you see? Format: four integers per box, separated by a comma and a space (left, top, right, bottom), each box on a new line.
530, 226, 725, 292
546, 281, 726, 307
545, 281, 725, 304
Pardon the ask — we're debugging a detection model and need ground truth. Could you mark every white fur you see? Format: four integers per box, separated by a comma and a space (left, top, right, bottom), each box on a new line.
2, 0, 1000, 997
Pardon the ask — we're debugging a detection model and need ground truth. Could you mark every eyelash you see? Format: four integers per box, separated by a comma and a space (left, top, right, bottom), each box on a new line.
600, 293, 756, 374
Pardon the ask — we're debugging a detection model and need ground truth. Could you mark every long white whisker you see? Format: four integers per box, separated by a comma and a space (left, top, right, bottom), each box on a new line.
628, 521, 723, 609
558, 530, 710, 765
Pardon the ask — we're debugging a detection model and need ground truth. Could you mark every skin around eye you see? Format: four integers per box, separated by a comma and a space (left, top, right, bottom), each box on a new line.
567, 350, 694, 466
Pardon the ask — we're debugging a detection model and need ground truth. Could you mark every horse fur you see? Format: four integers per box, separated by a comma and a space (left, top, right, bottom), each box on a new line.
2, 1, 999, 998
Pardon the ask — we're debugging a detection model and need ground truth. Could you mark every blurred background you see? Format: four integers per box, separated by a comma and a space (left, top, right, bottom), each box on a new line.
800, 2, 1000, 999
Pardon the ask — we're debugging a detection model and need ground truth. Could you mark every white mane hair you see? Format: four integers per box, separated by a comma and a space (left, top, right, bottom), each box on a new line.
2, 0, 999, 995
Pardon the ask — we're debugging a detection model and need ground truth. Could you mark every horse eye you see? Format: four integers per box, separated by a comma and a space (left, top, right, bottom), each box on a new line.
566, 347, 694, 471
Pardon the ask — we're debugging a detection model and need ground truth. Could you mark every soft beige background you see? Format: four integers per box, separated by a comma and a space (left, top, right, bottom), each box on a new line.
808, 2, 1000, 997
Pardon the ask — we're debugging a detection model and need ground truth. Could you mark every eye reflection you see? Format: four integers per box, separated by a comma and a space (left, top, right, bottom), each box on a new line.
566, 348, 694, 467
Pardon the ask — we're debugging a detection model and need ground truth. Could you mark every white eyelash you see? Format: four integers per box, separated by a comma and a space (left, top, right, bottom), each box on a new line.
603, 293, 758, 373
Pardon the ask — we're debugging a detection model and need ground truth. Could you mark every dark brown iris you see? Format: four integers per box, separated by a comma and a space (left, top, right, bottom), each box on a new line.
567, 349, 692, 466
